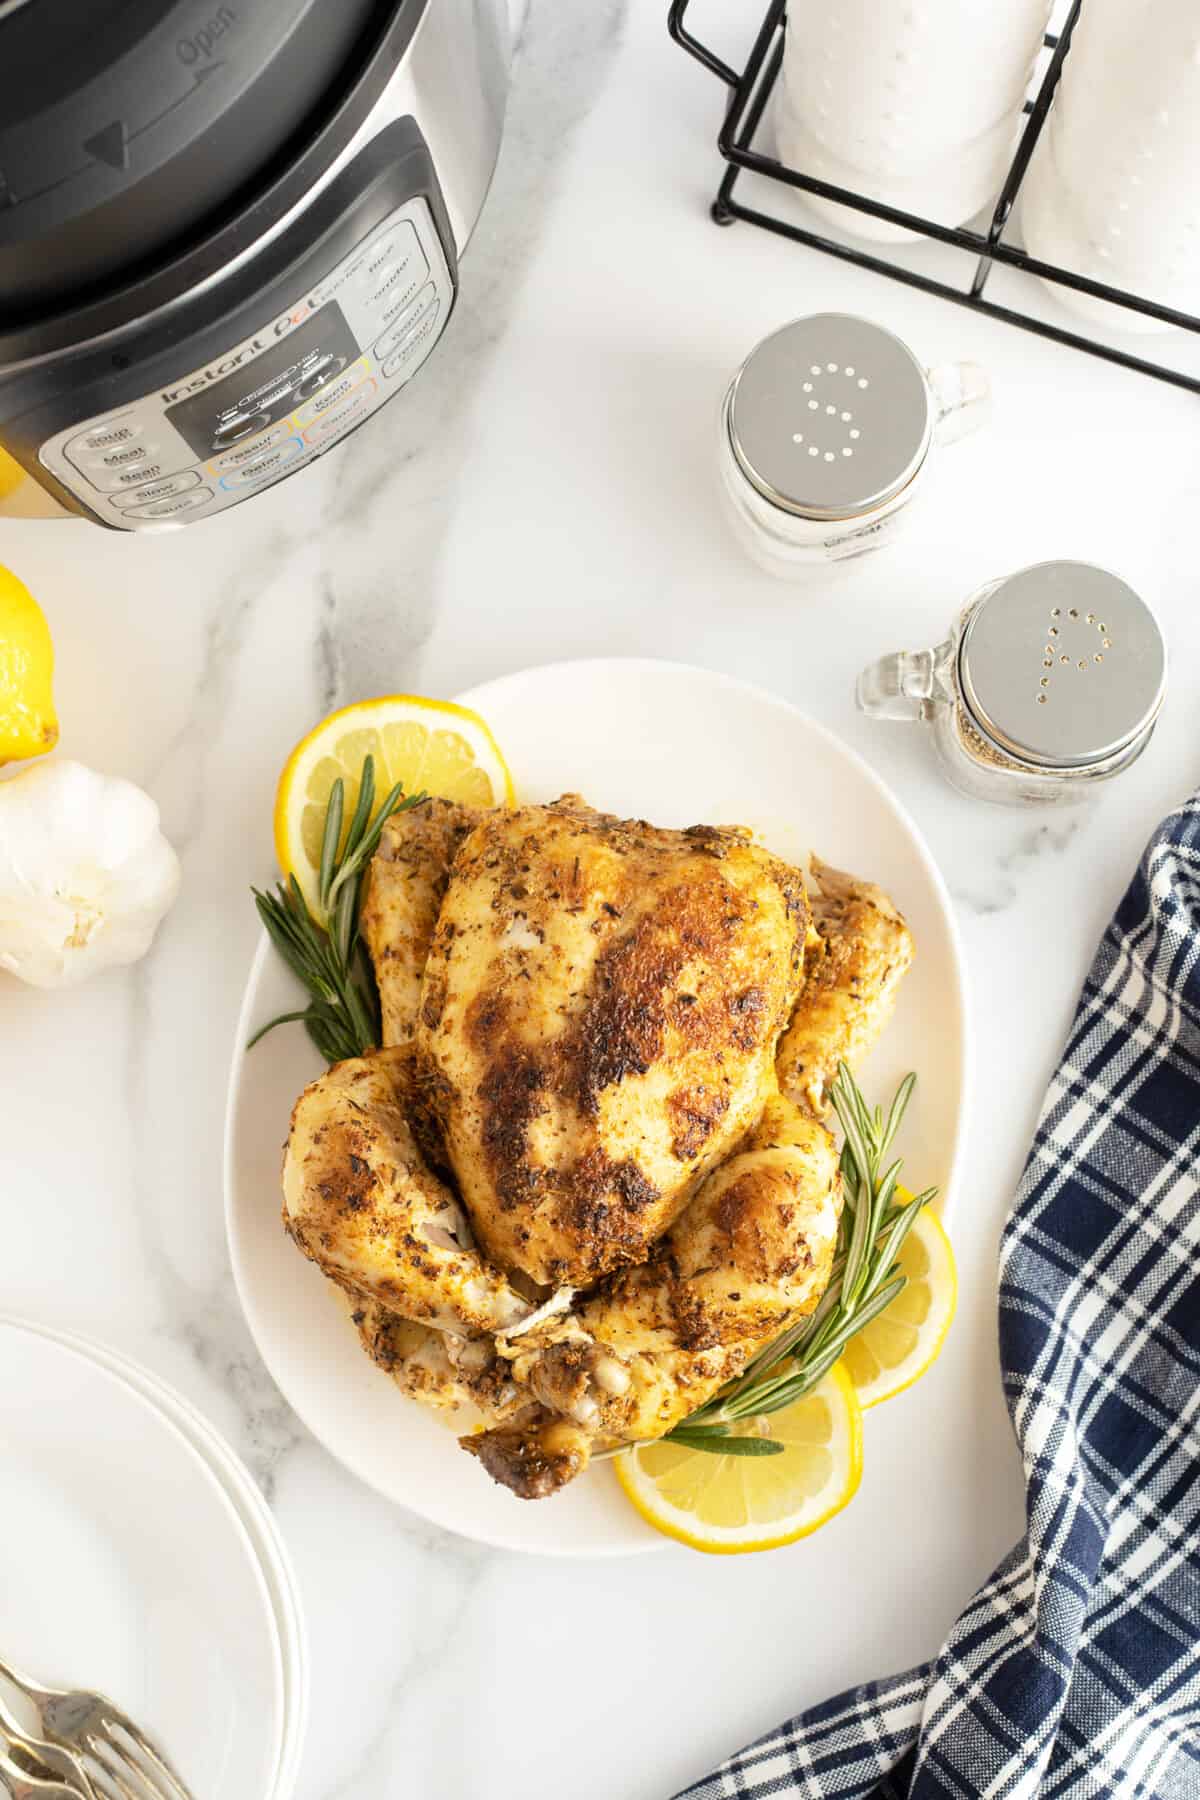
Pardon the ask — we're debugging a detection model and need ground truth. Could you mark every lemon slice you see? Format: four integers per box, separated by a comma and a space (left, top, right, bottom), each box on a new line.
614, 1363, 862, 1554
841, 1206, 957, 1409
274, 695, 514, 914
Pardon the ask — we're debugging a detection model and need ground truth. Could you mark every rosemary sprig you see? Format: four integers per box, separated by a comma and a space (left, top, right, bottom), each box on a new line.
249, 754, 427, 1062
662, 1064, 936, 1456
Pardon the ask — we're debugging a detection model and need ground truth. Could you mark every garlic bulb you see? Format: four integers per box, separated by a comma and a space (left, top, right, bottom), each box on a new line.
0, 759, 181, 988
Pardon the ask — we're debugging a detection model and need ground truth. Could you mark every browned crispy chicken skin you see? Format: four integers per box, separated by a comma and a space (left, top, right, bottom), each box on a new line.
776, 857, 914, 1115
352, 1302, 527, 1428
283, 1048, 532, 1337
360, 798, 482, 1046
417, 798, 811, 1288
465, 1093, 842, 1497
280, 795, 914, 1500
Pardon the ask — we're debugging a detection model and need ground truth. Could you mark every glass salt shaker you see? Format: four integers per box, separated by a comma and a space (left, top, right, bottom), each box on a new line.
718, 314, 988, 578
858, 561, 1167, 806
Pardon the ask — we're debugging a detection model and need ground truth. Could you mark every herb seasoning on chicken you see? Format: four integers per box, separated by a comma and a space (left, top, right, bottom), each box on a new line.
281, 792, 914, 1500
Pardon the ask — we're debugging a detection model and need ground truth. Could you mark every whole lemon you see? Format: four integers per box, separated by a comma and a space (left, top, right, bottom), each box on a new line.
0, 565, 58, 764
0, 449, 25, 502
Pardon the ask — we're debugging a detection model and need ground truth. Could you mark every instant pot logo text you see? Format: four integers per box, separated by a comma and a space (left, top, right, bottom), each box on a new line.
177, 4, 236, 65
159, 306, 316, 401
161, 340, 263, 401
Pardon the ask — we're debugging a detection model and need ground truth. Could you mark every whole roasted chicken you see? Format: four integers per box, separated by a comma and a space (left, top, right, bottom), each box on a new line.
281, 795, 913, 1498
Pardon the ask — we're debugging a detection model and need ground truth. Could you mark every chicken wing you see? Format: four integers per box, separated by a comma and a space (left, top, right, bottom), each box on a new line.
360, 797, 481, 1046
282, 1048, 532, 1336
416, 797, 811, 1289
776, 856, 914, 1114
463, 1091, 841, 1497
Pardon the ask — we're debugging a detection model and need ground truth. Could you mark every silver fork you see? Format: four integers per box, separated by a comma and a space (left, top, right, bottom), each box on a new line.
0, 1688, 95, 1800
0, 1741, 84, 1800
0, 1659, 191, 1800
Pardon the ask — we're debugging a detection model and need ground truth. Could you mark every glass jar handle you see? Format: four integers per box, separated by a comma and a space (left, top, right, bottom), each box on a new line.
856, 641, 954, 721
926, 360, 991, 446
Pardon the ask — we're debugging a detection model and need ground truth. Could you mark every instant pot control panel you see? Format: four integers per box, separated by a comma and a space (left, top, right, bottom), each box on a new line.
37, 196, 452, 528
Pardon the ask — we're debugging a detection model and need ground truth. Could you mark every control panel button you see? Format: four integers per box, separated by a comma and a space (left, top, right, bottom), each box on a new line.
361, 221, 420, 282
64, 421, 163, 480
211, 412, 270, 451
218, 437, 303, 489
374, 284, 436, 361
294, 356, 346, 402
92, 440, 159, 471
123, 487, 213, 520
110, 471, 201, 510
88, 456, 184, 493
69, 442, 162, 481
301, 389, 376, 449
382, 301, 442, 378
363, 236, 428, 320
294, 360, 372, 428
370, 263, 425, 314
207, 421, 293, 474
65, 418, 142, 457
311, 226, 411, 306
375, 270, 430, 334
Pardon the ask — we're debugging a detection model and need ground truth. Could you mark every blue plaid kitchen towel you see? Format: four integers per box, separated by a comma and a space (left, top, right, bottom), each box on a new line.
678, 795, 1200, 1800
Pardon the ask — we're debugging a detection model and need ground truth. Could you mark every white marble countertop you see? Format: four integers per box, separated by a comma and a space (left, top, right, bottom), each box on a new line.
3, 5, 1199, 1796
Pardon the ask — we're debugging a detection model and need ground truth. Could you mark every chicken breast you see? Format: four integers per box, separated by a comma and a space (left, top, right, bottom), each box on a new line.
414, 797, 811, 1289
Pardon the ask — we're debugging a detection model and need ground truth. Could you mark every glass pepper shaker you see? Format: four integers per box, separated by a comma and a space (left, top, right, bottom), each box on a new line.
718, 313, 989, 577
857, 561, 1167, 805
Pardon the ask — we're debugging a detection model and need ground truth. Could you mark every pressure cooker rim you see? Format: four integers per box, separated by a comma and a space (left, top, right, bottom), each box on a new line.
0, 0, 426, 372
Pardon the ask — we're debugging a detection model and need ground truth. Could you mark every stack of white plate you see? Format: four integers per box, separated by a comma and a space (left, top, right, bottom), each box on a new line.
0, 1316, 308, 1798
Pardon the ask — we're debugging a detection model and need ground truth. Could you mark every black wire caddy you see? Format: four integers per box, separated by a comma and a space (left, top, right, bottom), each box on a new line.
668, 0, 1200, 394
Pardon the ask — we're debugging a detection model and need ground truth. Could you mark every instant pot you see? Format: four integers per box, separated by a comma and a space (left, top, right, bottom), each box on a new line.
0, 0, 508, 529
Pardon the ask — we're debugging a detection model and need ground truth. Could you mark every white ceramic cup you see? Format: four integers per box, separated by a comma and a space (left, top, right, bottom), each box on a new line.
775, 0, 1054, 243
1021, 0, 1200, 331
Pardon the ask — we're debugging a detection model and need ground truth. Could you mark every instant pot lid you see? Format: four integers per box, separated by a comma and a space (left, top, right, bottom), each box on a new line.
0, 0, 391, 317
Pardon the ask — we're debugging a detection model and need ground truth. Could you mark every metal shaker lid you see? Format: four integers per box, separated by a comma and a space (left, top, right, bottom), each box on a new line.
959, 562, 1167, 769
727, 314, 932, 521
